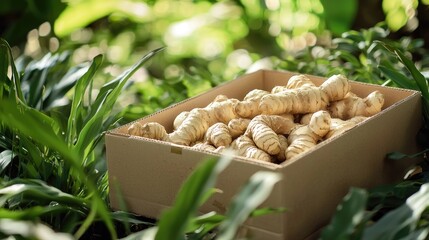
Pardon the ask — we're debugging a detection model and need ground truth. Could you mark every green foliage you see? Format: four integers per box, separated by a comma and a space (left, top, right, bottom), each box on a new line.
321, 183, 429, 240
0, 39, 163, 239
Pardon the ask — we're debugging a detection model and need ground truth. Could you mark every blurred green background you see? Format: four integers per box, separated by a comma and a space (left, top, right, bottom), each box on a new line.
2, 0, 429, 121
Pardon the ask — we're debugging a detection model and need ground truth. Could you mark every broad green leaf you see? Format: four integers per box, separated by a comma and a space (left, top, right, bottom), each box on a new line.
378, 65, 418, 90
320, 188, 368, 240
363, 183, 429, 239
0, 150, 13, 175
155, 154, 232, 240
0, 179, 88, 208
216, 171, 282, 240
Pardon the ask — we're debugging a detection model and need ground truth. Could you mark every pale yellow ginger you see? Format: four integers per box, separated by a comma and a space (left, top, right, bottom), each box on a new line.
326, 116, 367, 139
271, 74, 316, 93
127, 122, 169, 141
204, 122, 232, 147
259, 74, 350, 115
231, 135, 272, 162
228, 118, 251, 138
173, 111, 189, 130
286, 110, 331, 160
191, 142, 217, 152
168, 98, 238, 146
234, 89, 270, 118
173, 95, 228, 131
328, 91, 384, 120
246, 114, 295, 155
275, 134, 288, 163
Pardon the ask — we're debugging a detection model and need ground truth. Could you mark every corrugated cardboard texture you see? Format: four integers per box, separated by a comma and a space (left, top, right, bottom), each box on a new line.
106, 70, 422, 239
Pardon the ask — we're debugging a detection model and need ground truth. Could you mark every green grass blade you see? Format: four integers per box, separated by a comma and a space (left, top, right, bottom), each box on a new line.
0, 150, 13, 175
320, 188, 368, 240
66, 54, 103, 145
0, 39, 24, 103
378, 65, 418, 90
363, 183, 429, 239
216, 171, 282, 240
155, 154, 232, 240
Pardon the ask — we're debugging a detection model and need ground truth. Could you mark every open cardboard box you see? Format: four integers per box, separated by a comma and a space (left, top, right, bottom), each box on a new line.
105, 70, 422, 239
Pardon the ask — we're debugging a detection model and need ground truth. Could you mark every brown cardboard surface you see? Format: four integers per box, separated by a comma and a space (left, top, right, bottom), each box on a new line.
106, 70, 422, 239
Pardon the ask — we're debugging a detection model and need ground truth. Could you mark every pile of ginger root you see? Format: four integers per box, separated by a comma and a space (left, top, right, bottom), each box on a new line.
127, 74, 385, 164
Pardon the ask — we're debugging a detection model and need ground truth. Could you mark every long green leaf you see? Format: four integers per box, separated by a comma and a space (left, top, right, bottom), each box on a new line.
320, 188, 368, 240
0, 205, 81, 220
363, 183, 429, 239
378, 65, 418, 90
0, 179, 88, 208
216, 171, 282, 240
66, 54, 103, 145
0, 150, 13, 175
155, 154, 232, 240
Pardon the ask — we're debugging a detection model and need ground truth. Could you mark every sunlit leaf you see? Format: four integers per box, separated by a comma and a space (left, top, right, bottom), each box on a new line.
155, 154, 232, 240
216, 171, 282, 240
0, 150, 13, 175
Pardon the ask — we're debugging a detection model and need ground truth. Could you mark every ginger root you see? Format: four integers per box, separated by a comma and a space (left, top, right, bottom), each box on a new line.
271, 74, 315, 93
228, 118, 251, 138
259, 74, 350, 115
246, 115, 295, 155
231, 135, 272, 162
168, 98, 238, 146
328, 91, 384, 120
326, 116, 367, 139
173, 111, 189, 130
285, 110, 331, 160
204, 122, 232, 147
234, 89, 269, 118
128, 122, 169, 141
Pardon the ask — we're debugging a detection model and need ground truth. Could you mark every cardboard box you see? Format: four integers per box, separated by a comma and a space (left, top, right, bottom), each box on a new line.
105, 70, 422, 239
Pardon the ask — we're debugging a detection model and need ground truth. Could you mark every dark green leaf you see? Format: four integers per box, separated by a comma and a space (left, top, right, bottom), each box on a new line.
320, 188, 368, 240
